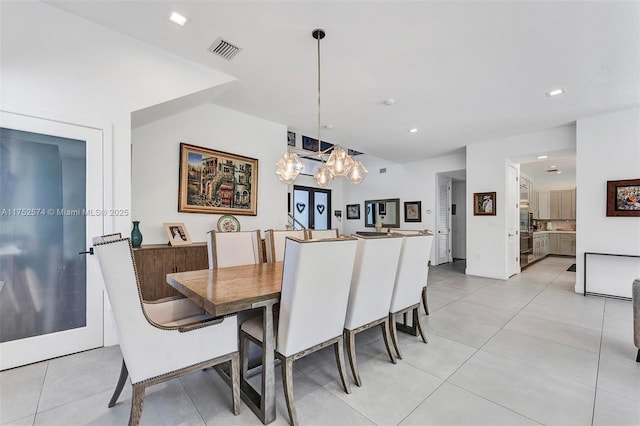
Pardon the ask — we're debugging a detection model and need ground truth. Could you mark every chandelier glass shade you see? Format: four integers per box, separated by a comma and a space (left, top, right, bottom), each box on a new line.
275, 152, 304, 184
275, 28, 367, 187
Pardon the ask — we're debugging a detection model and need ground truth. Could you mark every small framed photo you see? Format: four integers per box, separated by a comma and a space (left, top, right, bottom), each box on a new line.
607, 179, 640, 217
346, 204, 361, 220
474, 192, 496, 216
163, 223, 192, 246
404, 201, 422, 222
287, 131, 296, 147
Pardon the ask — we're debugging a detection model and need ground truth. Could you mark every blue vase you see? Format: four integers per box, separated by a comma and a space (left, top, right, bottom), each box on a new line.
131, 221, 143, 248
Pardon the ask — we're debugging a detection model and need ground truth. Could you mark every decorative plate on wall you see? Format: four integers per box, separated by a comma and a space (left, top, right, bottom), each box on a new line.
217, 215, 240, 232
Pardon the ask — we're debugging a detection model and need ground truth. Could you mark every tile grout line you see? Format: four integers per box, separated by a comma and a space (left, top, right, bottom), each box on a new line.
178, 373, 209, 425
397, 276, 554, 426
32, 361, 49, 426
590, 298, 606, 426
298, 368, 379, 426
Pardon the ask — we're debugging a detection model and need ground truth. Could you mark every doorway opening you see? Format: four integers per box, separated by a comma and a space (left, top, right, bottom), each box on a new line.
435, 170, 466, 265
292, 185, 331, 230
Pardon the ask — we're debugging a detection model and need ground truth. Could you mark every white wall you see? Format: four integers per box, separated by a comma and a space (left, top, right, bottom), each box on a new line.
466, 125, 576, 279
342, 153, 466, 264
1, 1, 234, 236
131, 104, 288, 243
575, 107, 640, 297
452, 180, 467, 259
1, 1, 234, 345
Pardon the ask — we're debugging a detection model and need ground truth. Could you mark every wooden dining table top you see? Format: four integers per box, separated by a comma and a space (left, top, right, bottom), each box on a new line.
166, 262, 283, 317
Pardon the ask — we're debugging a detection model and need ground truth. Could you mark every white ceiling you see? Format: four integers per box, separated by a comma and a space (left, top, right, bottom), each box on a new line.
46, 0, 640, 163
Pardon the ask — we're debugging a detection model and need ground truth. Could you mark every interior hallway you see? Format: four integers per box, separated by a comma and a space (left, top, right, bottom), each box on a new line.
1, 256, 638, 425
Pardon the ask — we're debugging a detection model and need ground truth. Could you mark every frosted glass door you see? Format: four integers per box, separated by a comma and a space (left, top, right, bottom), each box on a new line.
293, 186, 331, 230
313, 192, 328, 230
293, 189, 309, 229
0, 111, 104, 370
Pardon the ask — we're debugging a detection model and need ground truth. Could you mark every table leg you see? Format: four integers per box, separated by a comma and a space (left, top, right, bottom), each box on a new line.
238, 299, 277, 424
259, 300, 276, 424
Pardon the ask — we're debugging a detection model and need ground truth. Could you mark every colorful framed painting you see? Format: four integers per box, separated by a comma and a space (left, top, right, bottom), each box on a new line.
607, 179, 640, 217
474, 192, 496, 216
346, 204, 360, 220
163, 223, 192, 246
178, 143, 258, 215
404, 201, 422, 222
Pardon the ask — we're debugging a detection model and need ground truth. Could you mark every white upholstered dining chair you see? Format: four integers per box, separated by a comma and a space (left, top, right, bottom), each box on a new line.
206, 229, 263, 269
240, 237, 357, 425
305, 228, 339, 240
343, 234, 403, 386
264, 229, 306, 263
93, 233, 209, 326
93, 237, 240, 426
388, 234, 434, 359
391, 229, 434, 315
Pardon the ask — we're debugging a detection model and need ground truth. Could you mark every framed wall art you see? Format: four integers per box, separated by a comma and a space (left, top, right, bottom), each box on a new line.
346, 204, 360, 220
607, 178, 640, 217
301, 135, 334, 152
178, 143, 258, 215
404, 201, 422, 222
474, 192, 496, 216
163, 222, 192, 246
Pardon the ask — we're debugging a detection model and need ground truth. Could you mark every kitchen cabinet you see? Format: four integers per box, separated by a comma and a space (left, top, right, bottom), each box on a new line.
559, 234, 576, 256
133, 243, 208, 301
549, 189, 575, 219
548, 233, 575, 256
532, 233, 550, 261
537, 191, 550, 219
549, 233, 560, 255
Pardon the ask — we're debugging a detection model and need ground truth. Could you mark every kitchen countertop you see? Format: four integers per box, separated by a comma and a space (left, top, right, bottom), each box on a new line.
533, 230, 576, 234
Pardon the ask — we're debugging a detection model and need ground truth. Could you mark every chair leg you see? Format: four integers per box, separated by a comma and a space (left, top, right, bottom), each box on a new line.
381, 318, 397, 364
345, 330, 361, 386
129, 383, 145, 426
413, 307, 428, 344
422, 286, 430, 315
334, 337, 352, 395
230, 353, 241, 415
281, 357, 298, 426
636, 348, 639, 363
108, 360, 129, 408
388, 313, 403, 360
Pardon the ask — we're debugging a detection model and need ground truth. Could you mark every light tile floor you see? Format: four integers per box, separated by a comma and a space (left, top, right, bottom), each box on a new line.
2, 256, 639, 425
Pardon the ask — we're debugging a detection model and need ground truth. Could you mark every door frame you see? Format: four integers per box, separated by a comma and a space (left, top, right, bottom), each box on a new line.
435, 175, 453, 265
0, 105, 113, 369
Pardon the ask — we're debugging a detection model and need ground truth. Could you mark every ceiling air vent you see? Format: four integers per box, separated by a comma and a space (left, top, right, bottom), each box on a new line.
207, 37, 241, 61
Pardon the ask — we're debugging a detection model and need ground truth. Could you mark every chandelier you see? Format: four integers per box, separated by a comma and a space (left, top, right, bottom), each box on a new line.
275, 29, 367, 187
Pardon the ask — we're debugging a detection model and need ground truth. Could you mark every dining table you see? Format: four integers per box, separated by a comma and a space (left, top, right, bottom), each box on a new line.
166, 261, 283, 425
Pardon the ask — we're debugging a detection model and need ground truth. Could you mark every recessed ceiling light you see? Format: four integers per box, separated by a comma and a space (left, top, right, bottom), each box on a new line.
408, 128, 418, 133
323, 124, 334, 129
383, 99, 395, 106
169, 11, 189, 26
537, 155, 548, 159
546, 88, 566, 97
556, 170, 563, 174
549, 165, 557, 169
